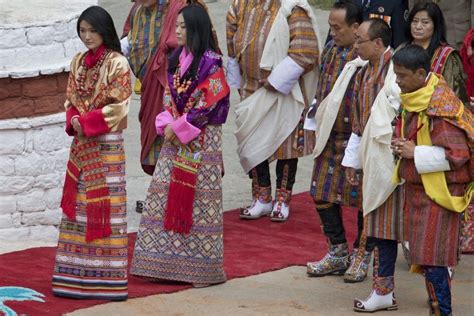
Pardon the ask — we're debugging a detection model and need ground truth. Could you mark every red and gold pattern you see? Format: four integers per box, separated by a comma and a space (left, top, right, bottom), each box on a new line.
162, 67, 228, 234
76, 48, 110, 97
61, 138, 111, 242
61, 51, 132, 241
165, 67, 229, 119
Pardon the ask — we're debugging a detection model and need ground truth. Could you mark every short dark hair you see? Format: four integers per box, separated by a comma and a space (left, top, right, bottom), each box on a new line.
77, 6, 121, 54
366, 18, 391, 47
332, 0, 362, 26
407, 2, 447, 58
393, 44, 431, 74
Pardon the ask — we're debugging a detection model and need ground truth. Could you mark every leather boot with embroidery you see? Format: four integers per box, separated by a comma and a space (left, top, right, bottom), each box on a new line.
270, 188, 291, 222
240, 186, 272, 219
307, 243, 350, 277
344, 248, 372, 283
354, 275, 397, 312
354, 290, 398, 313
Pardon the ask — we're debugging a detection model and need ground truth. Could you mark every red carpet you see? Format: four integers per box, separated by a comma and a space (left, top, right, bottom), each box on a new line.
0, 192, 358, 315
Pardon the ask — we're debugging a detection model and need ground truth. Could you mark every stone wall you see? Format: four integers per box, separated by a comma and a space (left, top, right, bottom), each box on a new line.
0, 73, 69, 120
0, 0, 98, 241
0, 0, 97, 79
0, 113, 70, 241
0, 20, 83, 79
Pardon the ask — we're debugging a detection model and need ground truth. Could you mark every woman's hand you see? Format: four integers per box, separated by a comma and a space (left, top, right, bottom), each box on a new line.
164, 124, 176, 143
71, 117, 83, 136
164, 125, 192, 151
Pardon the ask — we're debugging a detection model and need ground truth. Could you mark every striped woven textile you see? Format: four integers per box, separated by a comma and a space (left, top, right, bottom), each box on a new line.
131, 125, 226, 285
52, 132, 128, 300
368, 108, 470, 266
351, 49, 391, 136
226, 0, 319, 160
403, 183, 462, 266
310, 41, 360, 206
365, 186, 404, 241
128, 1, 165, 80
355, 50, 406, 241
398, 112, 468, 266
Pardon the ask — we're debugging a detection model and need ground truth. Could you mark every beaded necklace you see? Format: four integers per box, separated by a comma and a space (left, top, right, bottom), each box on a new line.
76, 49, 110, 97
172, 67, 193, 94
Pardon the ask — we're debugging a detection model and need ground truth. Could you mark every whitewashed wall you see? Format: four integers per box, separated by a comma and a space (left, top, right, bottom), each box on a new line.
0, 0, 97, 241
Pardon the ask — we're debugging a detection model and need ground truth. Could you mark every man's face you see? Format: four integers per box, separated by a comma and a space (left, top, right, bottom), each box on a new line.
328, 9, 357, 48
394, 63, 426, 93
354, 22, 376, 61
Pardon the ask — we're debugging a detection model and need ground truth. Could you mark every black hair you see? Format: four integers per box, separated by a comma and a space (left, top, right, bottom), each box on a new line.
168, 4, 217, 79
393, 44, 431, 74
366, 18, 391, 47
332, 0, 363, 26
407, 2, 447, 58
77, 6, 121, 54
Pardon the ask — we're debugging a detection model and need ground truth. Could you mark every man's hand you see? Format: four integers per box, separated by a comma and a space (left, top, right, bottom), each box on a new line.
259, 78, 277, 92
345, 167, 360, 186
391, 138, 415, 159
71, 117, 83, 136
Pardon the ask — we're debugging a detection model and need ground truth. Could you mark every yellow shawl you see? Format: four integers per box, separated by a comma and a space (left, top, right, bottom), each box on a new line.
392, 74, 473, 212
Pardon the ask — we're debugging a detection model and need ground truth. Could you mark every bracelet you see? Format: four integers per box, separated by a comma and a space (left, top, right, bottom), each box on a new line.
71, 115, 80, 124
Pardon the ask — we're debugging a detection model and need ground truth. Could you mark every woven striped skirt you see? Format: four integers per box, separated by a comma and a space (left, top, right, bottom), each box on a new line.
52, 132, 128, 300
131, 125, 226, 285
366, 186, 405, 241
403, 183, 462, 267
366, 183, 462, 266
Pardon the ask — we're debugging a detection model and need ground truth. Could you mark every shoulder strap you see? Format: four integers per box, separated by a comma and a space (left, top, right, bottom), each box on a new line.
431, 46, 455, 75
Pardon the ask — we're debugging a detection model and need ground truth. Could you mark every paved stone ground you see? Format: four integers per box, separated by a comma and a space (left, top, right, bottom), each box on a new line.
3, 1, 473, 315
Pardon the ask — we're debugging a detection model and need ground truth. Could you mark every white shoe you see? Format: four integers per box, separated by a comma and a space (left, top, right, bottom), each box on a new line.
270, 201, 289, 222
240, 199, 273, 219
354, 290, 398, 313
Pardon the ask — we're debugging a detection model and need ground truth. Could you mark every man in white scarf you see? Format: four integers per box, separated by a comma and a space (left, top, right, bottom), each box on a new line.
306, 1, 376, 284
340, 19, 403, 313
226, 0, 319, 222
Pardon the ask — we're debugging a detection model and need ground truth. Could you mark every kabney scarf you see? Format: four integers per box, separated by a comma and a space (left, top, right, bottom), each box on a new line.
392, 73, 473, 212
164, 67, 229, 234
61, 137, 111, 241
313, 57, 367, 158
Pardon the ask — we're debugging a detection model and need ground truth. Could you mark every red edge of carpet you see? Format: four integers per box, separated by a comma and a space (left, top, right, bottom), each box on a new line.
0, 192, 358, 315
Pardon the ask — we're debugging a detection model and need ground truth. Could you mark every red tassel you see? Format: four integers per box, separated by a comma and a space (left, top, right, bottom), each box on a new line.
60, 161, 80, 220
62, 138, 113, 242
85, 198, 111, 242
85, 187, 111, 242
164, 166, 197, 234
